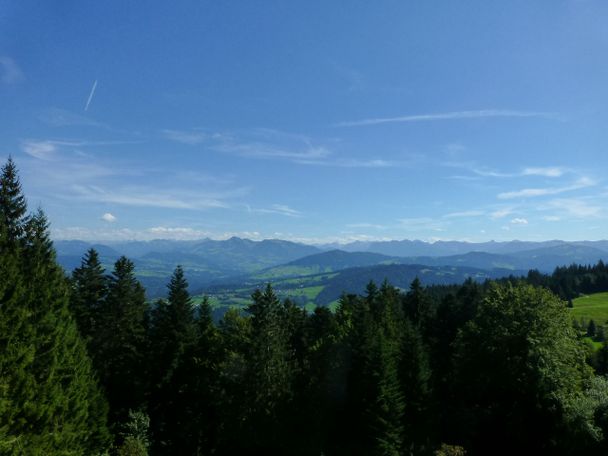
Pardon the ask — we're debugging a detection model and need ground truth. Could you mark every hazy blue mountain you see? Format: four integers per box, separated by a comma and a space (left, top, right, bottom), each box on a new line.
54, 237, 321, 297
289, 249, 397, 269
334, 239, 608, 258
510, 244, 608, 271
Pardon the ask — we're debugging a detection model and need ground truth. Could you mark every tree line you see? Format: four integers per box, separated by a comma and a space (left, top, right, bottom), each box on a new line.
3, 156, 608, 455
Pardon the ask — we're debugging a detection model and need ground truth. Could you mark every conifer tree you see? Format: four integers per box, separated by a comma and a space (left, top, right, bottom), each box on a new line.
148, 266, 201, 454
403, 278, 433, 329
0, 156, 27, 242
241, 284, 295, 452
0, 190, 110, 453
96, 256, 148, 426
70, 248, 107, 342
333, 283, 406, 456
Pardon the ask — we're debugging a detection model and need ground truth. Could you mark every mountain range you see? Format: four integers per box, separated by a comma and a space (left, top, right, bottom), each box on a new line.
54, 238, 608, 303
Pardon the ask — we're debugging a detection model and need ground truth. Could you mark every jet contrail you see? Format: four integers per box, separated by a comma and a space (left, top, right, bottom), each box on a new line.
84, 79, 98, 111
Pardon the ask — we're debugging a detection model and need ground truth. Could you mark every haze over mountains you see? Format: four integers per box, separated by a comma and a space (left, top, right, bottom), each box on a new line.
54, 237, 608, 300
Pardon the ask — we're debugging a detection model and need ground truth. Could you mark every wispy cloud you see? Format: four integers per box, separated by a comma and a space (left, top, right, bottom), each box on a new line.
247, 204, 303, 218
447, 162, 568, 179
490, 208, 515, 219
337, 109, 557, 127
510, 217, 529, 225
162, 127, 395, 168
20, 138, 143, 160
547, 198, 602, 218
443, 210, 485, 218
70, 184, 246, 210
497, 177, 595, 199
162, 128, 208, 145
522, 167, 565, 177
295, 157, 394, 168
21, 139, 61, 160
84, 80, 98, 111
0, 56, 24, 84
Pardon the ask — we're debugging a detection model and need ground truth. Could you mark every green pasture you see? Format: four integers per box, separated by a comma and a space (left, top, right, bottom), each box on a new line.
571, 292, 608, 324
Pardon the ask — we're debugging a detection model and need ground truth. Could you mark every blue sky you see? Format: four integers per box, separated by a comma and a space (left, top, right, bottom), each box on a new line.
1, 1, 608, 243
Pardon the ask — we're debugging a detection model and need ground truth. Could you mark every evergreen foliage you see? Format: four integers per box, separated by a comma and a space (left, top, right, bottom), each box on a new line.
70, 248, 107, 343
96, 256, 148, 427
0, 159, 110, 454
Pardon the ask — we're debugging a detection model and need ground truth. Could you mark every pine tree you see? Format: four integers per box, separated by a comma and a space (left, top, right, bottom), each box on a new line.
240, 284, 295, 452
96, 256, 148, 427
148, 266, 201, 454
0, 201, 110, 453
332, 283, 407, 456
70, 248, 107, 342
0, 156, 27, 242
403, 278, 433, 329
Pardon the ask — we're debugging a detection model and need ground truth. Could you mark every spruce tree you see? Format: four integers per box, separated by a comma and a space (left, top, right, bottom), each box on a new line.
96, 256, 148, 427
70, 248, 107, 342
241, 284, 295, 452
0, 197, 110, 452
0, 156, 27, 242
148, 266, 200, 454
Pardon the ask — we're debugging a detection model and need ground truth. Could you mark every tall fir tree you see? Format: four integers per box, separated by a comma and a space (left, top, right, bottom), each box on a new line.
239, 284, 295, 453
70, 248, 107, 343
148, 266, 201, 455
96, 256, 148, 428
0, 166, 110, 455
0, 156, 27, 242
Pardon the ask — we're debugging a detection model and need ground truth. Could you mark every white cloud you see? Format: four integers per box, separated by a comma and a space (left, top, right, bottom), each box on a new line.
522, 167, 564, 177
21, 140, 58, 160
443, 210, 484, 218
337, 109, 557, 127
101, 213, 116, 223
20, 138, 143, 161
497, 177, 595, 199
0, 56, 24, 84
510, 218, 529, 225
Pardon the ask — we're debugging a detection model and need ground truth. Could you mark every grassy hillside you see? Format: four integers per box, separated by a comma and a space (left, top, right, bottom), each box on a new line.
572, 292, 608, 323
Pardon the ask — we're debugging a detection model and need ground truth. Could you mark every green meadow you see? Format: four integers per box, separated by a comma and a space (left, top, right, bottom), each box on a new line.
571, 292, 608, 324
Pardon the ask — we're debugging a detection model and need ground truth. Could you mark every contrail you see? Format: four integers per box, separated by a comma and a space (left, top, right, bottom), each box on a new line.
84, 80, 98, 111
